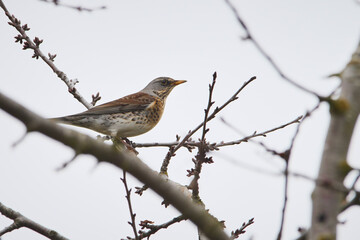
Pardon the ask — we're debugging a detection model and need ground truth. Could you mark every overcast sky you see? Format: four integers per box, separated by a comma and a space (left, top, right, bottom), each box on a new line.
1, 0, 360, 240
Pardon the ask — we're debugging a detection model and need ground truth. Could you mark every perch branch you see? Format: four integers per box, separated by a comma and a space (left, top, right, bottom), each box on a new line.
0, 91, 231, 240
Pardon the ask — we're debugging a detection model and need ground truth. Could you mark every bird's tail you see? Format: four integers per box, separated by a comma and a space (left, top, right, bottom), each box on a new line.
48, 116, 78, 125
48, 115, 90, 129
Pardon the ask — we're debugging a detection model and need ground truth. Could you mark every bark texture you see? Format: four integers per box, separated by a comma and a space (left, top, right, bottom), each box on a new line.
309, 42, 360, 240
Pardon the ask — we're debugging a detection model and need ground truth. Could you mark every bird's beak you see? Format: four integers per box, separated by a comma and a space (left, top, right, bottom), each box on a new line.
173, 80, 187, 85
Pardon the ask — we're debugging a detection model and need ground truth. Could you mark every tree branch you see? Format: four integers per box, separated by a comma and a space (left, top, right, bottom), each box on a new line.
217, 115, 302, 148
0, 91, 231, 240
39, 0, 106, 12
0, 0, 93, 109
309, 41, 360, 239
134, 215, 186, 240
121, 171, 139, 240
160, 75, 256, 174
230, 218, 255, 239
0, 202, 69, 240
223, 0, 321, 97
189, 72, 217, 199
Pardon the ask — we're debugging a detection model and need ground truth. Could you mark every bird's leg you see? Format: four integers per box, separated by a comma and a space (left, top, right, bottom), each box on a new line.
112, 137, 139, 155
122, 137, 139, 155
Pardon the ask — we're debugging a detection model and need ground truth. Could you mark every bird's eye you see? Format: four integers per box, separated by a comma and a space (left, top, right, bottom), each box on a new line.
161, 79, 168, 86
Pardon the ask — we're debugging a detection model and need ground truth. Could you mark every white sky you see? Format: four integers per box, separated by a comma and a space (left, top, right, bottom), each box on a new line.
1, 0, 360, 240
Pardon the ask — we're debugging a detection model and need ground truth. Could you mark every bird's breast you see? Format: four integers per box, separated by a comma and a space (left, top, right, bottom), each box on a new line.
145, 99, 164, 125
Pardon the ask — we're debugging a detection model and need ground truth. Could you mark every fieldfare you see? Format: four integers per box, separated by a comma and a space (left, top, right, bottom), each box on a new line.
51, 77, 186, 138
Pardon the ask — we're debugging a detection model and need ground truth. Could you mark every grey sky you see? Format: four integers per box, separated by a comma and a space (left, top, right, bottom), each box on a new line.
1, 0, 360, 239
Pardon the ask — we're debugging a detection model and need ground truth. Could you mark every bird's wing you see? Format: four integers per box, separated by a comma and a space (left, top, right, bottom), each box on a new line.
73, 92, 157, 116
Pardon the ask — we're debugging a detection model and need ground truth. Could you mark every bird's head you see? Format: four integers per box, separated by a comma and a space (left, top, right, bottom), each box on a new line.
142, 77, 186, 99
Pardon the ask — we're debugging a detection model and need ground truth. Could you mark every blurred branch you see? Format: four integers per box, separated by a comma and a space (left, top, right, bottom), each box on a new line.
0, 0, 93, 109
349, 170, 360, 191
0, 202, 69, 240
340, 167, 360, 212
0, 91, 231, 240
309, 42, 360, 240
341, 191, 360, 213
276, 154, 289, 240
223, 0, 321, 98
39, 0, 106, 12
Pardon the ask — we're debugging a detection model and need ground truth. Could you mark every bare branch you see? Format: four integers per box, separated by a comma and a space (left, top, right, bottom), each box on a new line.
189, 72, 217, 198
135, 96, 320, 151
134, 215, 186, 240
121, 171, 139, 240
221, 115, 303, 240
133, 141, 180, 148
160, 75, 256, 174
223, 0, 321, 98
217, 115, 302, 148
201, 72, 217, 142
91, 92, 101, 106
309, 41, 360, 240
0, 91, 231, 240
55, 153, 79, 171
230, 218, 255, 239
0, 0, 93, 109
0, 202, 69, 240
276, 158, 289, 240
11, 131, 29, 147
40, 0, 106, 12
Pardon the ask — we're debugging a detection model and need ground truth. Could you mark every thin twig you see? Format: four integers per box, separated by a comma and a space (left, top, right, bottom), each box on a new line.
134, 114, 301, 152
56, 153, 79, 171
276, 115, 304, 240
201, 72, 216, 142
91, 92, 101, 106
230, 218, 255, 239
11, 131, 28, 147
274, 101, 322, 240
39, 0, 106, 12
217, 115, 302, 148
276, 159, 289, 240
133, 141, 180, 148
223, 0, 320, 98
134, 215, 186, 240
135, 95, 322, 150
258, 103, 319, 240
219, 150, 352, 196
190, 72, 217, 198
121, 171, 139, 240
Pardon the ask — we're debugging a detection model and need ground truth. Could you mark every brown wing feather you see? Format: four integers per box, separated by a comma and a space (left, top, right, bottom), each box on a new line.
71, 92, 157, 116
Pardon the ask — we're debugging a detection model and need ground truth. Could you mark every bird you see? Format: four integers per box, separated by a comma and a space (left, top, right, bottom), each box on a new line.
50, 77, 186, 138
